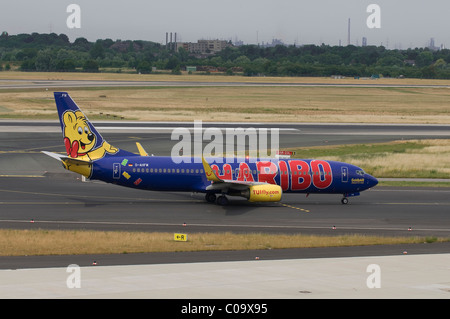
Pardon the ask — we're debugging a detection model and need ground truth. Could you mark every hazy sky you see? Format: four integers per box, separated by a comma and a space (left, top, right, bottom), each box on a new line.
2, 1, 449, 48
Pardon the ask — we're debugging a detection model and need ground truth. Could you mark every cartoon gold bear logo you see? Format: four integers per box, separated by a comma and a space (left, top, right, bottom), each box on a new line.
62, 110, 118, 161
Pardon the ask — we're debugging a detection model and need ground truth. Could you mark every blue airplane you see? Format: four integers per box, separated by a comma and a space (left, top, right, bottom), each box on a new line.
42, 92, 378, 205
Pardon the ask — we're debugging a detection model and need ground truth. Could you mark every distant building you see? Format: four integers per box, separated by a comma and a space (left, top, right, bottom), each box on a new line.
428, 38, 440, 51
362, 37, 367, 47
233, 39, 244, 46
176, 40, 232, 56
261, 38, 285, 48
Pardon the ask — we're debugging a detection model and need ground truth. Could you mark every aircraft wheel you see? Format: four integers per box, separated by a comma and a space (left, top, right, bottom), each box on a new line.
205, 193, 216, 203
341, 197, 349, 205
217, 195, 229, 206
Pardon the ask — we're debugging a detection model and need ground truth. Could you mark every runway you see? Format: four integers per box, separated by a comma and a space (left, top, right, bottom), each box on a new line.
1, 120, 450, 298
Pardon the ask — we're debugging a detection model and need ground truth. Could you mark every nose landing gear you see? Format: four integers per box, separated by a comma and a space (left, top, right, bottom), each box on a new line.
341, 192, 360, 204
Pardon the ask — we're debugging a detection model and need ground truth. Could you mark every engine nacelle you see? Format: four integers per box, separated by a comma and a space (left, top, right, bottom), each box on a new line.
242, 184, 282, 202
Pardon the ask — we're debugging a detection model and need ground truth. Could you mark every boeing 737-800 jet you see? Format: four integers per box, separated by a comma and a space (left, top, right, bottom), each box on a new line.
42, 92, 378, 205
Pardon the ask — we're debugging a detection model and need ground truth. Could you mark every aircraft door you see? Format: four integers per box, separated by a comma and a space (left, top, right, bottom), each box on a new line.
113, 163, 121, 179
341, 166, 348, 183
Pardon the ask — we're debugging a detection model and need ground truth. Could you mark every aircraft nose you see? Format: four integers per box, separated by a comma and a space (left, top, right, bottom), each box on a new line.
366, 174, 378, 188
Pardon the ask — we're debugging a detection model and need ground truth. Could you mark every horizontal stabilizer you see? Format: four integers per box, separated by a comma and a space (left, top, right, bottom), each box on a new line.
42, 151, 93, 178
41, 151, 92, 165
41, 151, 65, 162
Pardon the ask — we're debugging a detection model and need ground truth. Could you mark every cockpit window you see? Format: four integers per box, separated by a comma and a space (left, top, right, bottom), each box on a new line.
356, 170, 365, 176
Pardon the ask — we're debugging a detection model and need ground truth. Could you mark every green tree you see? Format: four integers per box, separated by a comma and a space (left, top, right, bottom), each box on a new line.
166, 56, 180, 70
83, 60, 99, 72
20, 59, 36, 71
73, 37, 91, 51
421, 65, 437, 78
318, 53, 342, 65
90, 41, 105, 59
55, 59, 76, 71
416, 51, 434, 67
136, 60, 152, 74
35, 49, 55, 71
434, 58, 447, 69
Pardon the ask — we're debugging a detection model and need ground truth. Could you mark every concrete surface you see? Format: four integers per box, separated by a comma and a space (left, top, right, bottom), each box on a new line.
1, 254, 449, 299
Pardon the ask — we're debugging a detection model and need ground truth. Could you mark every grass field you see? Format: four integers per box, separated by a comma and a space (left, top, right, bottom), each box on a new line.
1, 72, 450, 123
0, 229, 446, 256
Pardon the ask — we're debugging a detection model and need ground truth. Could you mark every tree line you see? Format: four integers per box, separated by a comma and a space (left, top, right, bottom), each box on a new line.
1, 32, 450, 79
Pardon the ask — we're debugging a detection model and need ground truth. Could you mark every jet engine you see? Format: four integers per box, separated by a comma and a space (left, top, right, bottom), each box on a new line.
241, 184, 282, 202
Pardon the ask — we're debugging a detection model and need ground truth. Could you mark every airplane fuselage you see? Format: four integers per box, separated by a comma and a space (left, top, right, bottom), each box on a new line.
92, 156, 378, 196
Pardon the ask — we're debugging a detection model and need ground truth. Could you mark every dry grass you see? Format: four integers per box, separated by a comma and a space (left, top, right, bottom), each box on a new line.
1, 85, 450, 123
1, 72, 450, 123
0, 229, 444, 256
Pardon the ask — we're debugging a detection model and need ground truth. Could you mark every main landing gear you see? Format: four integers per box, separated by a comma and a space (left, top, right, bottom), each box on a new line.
205, 193, 216, 203
341, 197, 349, 205
205, 193, 229, 206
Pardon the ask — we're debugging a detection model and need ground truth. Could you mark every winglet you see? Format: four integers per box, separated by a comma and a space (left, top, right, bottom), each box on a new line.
202, 157, 222, 182
136, 142, 149, 156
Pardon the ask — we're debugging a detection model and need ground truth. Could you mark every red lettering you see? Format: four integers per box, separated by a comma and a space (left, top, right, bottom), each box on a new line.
288, 160, 311, 190
211, 164, 232, 180
278, 161, 289, 191
256, 161, 277, 185
310, 160, 333, 189
237, 162, 254, 182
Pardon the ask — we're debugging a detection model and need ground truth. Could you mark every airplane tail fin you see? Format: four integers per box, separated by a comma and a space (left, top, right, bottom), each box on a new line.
53, 92, 134, 160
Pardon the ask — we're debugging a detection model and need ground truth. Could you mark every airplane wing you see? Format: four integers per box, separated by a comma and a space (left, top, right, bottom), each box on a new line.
202, 157, 267, 189
201, 157, 266, 187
